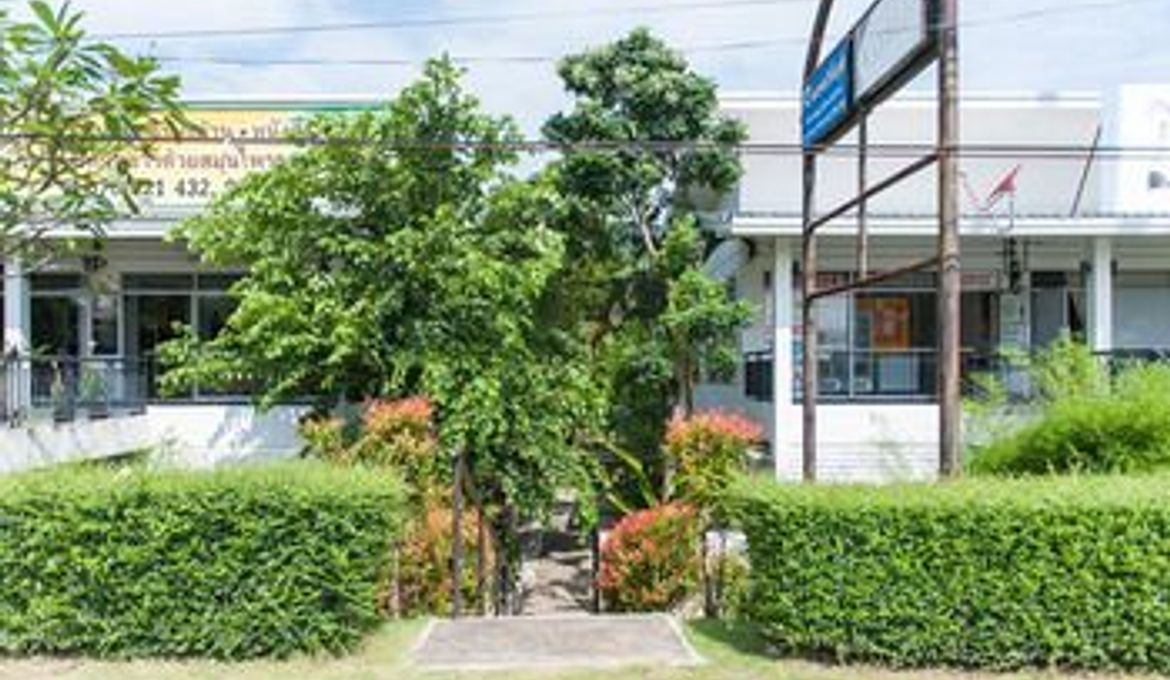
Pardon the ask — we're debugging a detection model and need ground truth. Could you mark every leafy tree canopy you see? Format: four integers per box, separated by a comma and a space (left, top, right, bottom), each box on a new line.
165, 58, 601, 522
542, 28, 751, 462
0, 1, 189, 261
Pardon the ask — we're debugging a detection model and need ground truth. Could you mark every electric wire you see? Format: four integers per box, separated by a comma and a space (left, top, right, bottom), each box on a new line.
92, 0, 811, 41
2, 132, 1169, 160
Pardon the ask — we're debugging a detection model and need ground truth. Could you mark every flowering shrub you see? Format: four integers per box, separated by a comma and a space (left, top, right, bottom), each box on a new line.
392, 498, 492, 617
300, 397, 444, 497
354, 397, 444, 494
302, 397, 469, 616
598, 503, 699, 612
666, 410, 762, 512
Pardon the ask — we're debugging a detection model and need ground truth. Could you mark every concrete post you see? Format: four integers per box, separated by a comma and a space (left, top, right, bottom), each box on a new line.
771, 238, 795, 480
1090, 237, 1113, 353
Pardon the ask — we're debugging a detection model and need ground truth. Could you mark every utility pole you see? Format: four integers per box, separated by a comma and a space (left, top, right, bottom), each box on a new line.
800, 0, 834, 484
937, 0, 961, 477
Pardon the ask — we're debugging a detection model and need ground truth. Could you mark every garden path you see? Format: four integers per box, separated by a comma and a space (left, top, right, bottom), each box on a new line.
412, 614, 701, 670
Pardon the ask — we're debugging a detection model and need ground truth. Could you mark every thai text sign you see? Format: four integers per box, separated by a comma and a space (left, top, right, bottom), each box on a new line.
132, 109, 310, 210
802, 39, 853, 148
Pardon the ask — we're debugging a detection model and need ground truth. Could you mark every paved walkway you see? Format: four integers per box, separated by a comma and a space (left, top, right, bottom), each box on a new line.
412, 615, 703, 671
521, 530, 593, 615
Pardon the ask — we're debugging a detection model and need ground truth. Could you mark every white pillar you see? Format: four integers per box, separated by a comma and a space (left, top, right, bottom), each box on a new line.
1090, 237, 1113, 352
4, 257, 32, 417
4, 257, 29, 354
770, 237, 795, 480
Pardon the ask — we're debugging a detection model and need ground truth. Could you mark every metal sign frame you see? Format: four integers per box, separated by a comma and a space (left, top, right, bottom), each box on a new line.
799, 0, 961, 481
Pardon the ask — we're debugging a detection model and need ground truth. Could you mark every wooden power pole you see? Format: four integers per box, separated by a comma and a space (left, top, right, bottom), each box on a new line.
937, 0, 962, 477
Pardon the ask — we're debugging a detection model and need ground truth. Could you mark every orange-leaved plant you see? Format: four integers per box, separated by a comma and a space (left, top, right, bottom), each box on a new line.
356, 396, 444, 496
666, 410, 762, 512
597, 503, 699, 612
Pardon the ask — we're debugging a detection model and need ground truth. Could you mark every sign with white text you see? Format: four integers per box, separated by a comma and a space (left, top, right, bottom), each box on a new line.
802, 39, 854, 148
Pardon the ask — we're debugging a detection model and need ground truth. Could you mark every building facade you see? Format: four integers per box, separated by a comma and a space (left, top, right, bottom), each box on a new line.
699, 85, 1170, 481
3, 88, 1169, 474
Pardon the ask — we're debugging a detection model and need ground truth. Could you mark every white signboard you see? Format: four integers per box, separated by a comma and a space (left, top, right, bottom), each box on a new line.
1107, 85, 1170, 214
853, 0, 929, 101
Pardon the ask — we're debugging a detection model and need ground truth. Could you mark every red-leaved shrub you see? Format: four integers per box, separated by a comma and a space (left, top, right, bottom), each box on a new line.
598, 503, 699, 612
353, 397, 444, 495
665, 410, 762, 511
392, 498, 492, 617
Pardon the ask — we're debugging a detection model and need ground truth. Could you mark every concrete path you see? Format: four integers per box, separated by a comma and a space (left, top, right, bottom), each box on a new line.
411, 614, 703, 671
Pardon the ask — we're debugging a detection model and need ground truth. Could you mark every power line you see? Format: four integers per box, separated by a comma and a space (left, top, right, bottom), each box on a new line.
93, 0, 809, 41
141, 0, 1164, 69
4, 132, 1169, 159
153, 40, 784, 68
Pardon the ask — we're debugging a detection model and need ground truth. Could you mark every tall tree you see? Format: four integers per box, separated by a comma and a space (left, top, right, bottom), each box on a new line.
163, 60, 602, 605
0, 1, 189, 260
543, 29, 751, 471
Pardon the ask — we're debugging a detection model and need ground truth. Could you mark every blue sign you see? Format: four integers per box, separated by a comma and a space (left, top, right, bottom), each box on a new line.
802, 39, 854, 149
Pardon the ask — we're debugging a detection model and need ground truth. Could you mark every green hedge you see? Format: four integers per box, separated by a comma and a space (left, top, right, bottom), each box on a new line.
730, 475, 1170, 672
0, 463, 405, 659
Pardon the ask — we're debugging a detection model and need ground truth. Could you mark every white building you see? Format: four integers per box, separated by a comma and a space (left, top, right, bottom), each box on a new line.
699, 84, 1170, 481
2, 87, 1169, 475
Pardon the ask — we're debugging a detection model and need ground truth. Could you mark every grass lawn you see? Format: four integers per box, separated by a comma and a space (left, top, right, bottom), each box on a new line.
0, 619, 1155, 680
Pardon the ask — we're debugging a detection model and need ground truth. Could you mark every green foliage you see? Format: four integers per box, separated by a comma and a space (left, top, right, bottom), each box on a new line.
966, 339, 1170, 475
0, 1, 191, 259
165, 58, 603, 529
597, 503, 699, 612
0, 463, 405, 659
730, 475, 1170, 672
543, 29, 751, 464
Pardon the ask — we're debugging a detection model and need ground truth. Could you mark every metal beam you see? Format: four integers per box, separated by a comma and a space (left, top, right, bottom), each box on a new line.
1070, 124, 1103, 217
808, 256, 940, 302
857, 114, 869, 278
807, 153, 938, 234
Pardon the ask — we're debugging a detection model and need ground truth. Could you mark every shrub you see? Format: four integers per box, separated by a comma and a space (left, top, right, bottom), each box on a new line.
393, 498, 493, 617
598, 503, 699, 612
0, 463, 405, 659
731, 475, 1170, 672
969, 360, 1170, 475
300, 397, 444, 497
666, 409, 762, 513
355, 397, 443, 494
299, 414, 349, 462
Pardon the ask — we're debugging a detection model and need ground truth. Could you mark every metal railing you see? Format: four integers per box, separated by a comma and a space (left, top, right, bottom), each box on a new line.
745, 346, 1170, 405
3, 356, 150, 424
743, 347, 1014, 403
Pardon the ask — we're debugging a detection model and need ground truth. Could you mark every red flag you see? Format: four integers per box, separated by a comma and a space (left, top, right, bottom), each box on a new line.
985, 165, 1021, 208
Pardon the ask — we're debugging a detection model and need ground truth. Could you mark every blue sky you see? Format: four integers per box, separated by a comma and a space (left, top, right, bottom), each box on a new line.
37, 0, 1170, 133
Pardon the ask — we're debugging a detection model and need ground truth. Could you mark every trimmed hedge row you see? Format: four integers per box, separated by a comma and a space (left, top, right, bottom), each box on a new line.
0, 463, 405, 659
730, 475, 1170, 672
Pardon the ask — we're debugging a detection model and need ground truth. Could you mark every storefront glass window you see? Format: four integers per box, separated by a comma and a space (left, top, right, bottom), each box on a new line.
790, 269, 1001, 402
